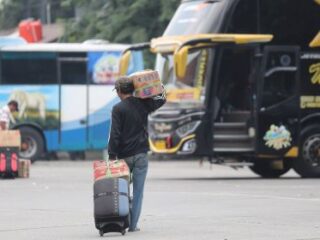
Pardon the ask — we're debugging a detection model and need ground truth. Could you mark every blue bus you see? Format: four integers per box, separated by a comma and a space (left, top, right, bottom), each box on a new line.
0, 43, 143, 161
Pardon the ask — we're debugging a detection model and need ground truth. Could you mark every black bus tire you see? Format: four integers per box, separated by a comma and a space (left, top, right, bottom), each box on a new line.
293, 125, 320, 178
250, 158, 291, 178
19, 127, 44, 163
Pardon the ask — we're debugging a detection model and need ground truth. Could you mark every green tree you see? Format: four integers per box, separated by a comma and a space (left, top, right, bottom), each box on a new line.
0, 0, 74, 30
0, 0, 24, 29
63, 0, 180, 43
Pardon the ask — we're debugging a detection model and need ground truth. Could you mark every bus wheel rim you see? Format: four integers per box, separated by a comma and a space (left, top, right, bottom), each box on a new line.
20, 137, 37, 159
302, 134, 320, 168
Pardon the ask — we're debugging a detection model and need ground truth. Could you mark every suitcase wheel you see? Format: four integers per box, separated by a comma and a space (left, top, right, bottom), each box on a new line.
121, 230, 126, 236
99, 230, 104, 237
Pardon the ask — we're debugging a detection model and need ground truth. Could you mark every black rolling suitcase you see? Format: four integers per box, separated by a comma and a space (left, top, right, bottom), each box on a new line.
94, 177, 130, 236
0, 148, 18, 179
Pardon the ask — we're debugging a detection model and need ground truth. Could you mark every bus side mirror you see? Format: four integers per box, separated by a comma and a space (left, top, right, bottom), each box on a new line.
174, 46, 189, 79
119, 51, 132, 75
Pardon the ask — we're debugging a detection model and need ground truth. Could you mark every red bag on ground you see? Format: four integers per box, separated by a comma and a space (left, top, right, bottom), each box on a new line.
93, 160, 130, 182
0, 149, 18, 178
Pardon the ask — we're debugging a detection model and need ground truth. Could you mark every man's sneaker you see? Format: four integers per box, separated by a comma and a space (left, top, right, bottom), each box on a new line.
128, 227, 140, 232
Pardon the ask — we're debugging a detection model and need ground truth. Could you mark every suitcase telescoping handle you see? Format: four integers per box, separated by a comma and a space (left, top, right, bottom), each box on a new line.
103, 149, 118, 163
103, 149, 110, 174
103, 150, 117, 178
103, 149, 109, 162
102, 150, 131, 183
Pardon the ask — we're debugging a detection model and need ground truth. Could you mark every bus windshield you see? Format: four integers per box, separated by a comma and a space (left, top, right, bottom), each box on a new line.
156, 49, 211, 105
158, 0, 227, 106
164, 0, 228, 36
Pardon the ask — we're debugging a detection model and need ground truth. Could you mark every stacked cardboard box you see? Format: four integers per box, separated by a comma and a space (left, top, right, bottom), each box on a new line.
130, 70, 163, 99
18, 159, 31, 178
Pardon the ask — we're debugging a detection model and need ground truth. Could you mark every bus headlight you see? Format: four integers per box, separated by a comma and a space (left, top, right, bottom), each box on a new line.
176, 121, 200, 138
179, 139, 197, 154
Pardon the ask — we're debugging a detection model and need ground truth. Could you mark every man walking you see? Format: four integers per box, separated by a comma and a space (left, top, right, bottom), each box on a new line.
0, 100, 19, 130
108, 76, 166, 232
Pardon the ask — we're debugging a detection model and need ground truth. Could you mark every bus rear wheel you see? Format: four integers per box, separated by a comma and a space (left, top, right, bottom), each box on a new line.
250, 158, 292, 178
293, 125, 320, 178
19, 127, 44, 163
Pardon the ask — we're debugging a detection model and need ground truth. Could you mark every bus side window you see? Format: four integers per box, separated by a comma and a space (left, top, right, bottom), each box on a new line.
262, 71, 296, 108
127, 51, 144, 75
60, 62, 87, 85
229, 0, 320, 49
227, 0, 258, 33
260, 0, 320, 49
1, 52, 57, 84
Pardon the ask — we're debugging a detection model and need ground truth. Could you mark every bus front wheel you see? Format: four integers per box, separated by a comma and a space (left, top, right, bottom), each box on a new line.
293, 125, 320, 178
250, 158, 292, 178
19, 127, 44, 163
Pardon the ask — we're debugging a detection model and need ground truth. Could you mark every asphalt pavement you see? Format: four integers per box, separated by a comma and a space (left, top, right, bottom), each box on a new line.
0, 159, 320, 240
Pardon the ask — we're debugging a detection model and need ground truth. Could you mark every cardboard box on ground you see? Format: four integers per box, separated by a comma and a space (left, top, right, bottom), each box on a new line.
0, 130, 21, 148
18, 159, 31, 178
130, 70, 163, 99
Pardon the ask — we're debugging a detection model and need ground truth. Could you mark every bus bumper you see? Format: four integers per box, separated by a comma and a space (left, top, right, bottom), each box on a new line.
149, 134, 196, 155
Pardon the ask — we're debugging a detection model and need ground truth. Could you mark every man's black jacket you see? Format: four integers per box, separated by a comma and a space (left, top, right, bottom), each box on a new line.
108, 93, 166, 159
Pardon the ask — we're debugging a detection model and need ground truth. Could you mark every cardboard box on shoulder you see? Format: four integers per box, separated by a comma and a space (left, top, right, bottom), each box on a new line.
130, 70, 163, 99
18, 159, 31, 178
0, 130, 21, 148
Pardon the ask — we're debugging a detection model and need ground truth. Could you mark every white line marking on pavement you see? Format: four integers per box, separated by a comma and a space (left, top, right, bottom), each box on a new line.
148, 191, 320, 202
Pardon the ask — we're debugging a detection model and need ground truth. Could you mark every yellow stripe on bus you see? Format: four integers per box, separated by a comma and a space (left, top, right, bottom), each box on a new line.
285, 147, 299, 158
149, 135, 195, 154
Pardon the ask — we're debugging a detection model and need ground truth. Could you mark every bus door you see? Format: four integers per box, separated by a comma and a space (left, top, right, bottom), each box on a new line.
257, 46, 300, 156
213, 45, 257, 153
58, 54, 88, 150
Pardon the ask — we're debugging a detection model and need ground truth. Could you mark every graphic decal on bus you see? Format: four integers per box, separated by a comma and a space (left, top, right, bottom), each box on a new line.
263, 125, 292, 150
0, 86, 59, 129
300, 96, 320, 109
9, 91, 46, 120
309, 63, 320, 84
166, 88, 201, 102
88, 52, 121, 85
195, 50, 208, 90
